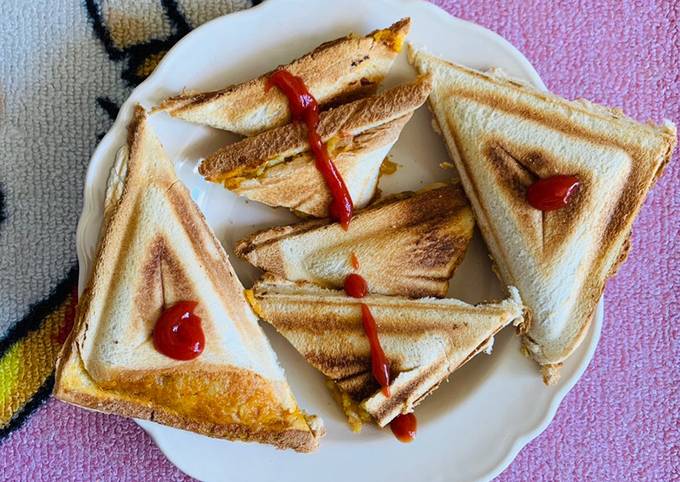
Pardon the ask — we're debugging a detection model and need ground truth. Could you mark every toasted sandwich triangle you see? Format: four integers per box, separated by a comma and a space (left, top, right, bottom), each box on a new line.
235, 184, 475, 298
409, 48, 677, 381
199, 75, 433, 217
155, 19, 410, 135
54, 106, 323, 452
247, 276, 525, 428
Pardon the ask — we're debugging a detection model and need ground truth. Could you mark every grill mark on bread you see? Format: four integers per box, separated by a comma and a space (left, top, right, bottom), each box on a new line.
165, 183, 271, 345
448, 86, 668, 159
432, 116, 521, 293
236, 185, 474, 297
263, 310, 471, 336
336, 372, 379, 401
253, 277, 524, 425
136, 236, 170, 325
199, 76, 432, 178
448, 114, 613, 362
159, 30, 385, 111
202, 113, 416, 217
369, 356, 448, 422
483, 141, 544, 254
257, 294, 505, 334
305, 353, 371, 378
410, 221, 458, 269
371, 330, 502, 424
416, 51, 676, 367
448, 87, 666, 260
57, 106, 322, 451
156, 19, 411, 136
321, 82, 377, 110
482, 141, 593, 259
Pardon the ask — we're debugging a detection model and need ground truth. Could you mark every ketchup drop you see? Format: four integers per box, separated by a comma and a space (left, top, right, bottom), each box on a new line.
153, 301, 205, 361
266, 69, 354, 229
390, 413, 417, 443
344, 273, 368, 298
526, 175, 580, 211
350, 252, 360, 270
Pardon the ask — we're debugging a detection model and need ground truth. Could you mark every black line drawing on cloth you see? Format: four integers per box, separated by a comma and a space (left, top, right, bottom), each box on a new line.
0, 266, 76, 441
85, 0, 193, 89
0, 266, 78, 360
85, 0, 198, 135
0, 376, 55, 440
86, 0, 264, 124
96, 97, 120, 121
0, 184, 6, 228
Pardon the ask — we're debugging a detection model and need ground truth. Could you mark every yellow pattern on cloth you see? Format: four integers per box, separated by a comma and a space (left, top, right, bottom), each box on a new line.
0, 0, 252, 436
0, 295, 74, 428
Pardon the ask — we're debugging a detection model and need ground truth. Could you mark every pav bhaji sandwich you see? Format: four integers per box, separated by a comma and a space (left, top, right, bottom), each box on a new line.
409, 47, 676, 383
247, 276, 524, 432
54, 107, 323, 452
235, 184, 474, 298
198, 76, 432, 217
156, 19, 411, 135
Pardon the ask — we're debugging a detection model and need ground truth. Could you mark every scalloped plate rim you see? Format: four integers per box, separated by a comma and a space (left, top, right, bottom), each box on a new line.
75, 1, 603, 481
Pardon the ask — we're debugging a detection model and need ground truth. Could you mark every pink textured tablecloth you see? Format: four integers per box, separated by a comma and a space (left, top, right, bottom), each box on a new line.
2, 0, 678, 480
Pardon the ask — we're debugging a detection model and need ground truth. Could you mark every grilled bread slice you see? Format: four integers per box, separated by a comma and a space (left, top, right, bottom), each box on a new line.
155, 18, 410, 135
54, 106, 323, 452
247, 276, 525, 428
409, 48, 677, 383
235, 184, 474, 298
199, 75, 432, 217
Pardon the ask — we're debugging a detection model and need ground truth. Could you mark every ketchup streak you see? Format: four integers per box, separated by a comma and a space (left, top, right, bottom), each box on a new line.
266, 69, 354, 229
390, 413, 417, 443
344, 273, 390, 396
345, 272, 418, 440
360, 304, 391, 396
350, 252, 360, 270
153, 301, 205, 361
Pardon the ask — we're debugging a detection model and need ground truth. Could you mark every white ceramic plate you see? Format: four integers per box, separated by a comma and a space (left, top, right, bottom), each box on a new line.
76, 0, 602, 480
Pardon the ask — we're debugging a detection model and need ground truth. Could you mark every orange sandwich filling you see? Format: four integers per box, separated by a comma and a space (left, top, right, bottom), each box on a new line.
372, 27, 406, 52
208, 134, 353, 191
100, 370, 305, 431
325, 379, 372, 432
247, 289, 375, 433
60, 351, 308, 434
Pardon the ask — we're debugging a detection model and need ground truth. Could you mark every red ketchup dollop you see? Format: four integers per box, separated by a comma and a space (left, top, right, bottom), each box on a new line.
266, 69, 354, 229
344, 273, 368, 298
390, 413, 417, 443
343, 274, 390, 396
526, 175, 580, 211
153, 301, 205, 361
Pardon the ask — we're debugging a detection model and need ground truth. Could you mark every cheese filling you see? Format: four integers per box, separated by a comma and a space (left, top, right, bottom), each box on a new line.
324, 379, 373, 433
210, 135, 352, 190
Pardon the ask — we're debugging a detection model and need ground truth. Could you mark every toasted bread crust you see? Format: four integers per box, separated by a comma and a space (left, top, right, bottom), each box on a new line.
249, 276, 525, 426
219, 114, 414, 216
54, 106, 322, 451
154, 19, 411, 135
410, 49, 677, 374
199, 75, 432, 178
235, 184, 475, 297
54, 313, 322, 452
